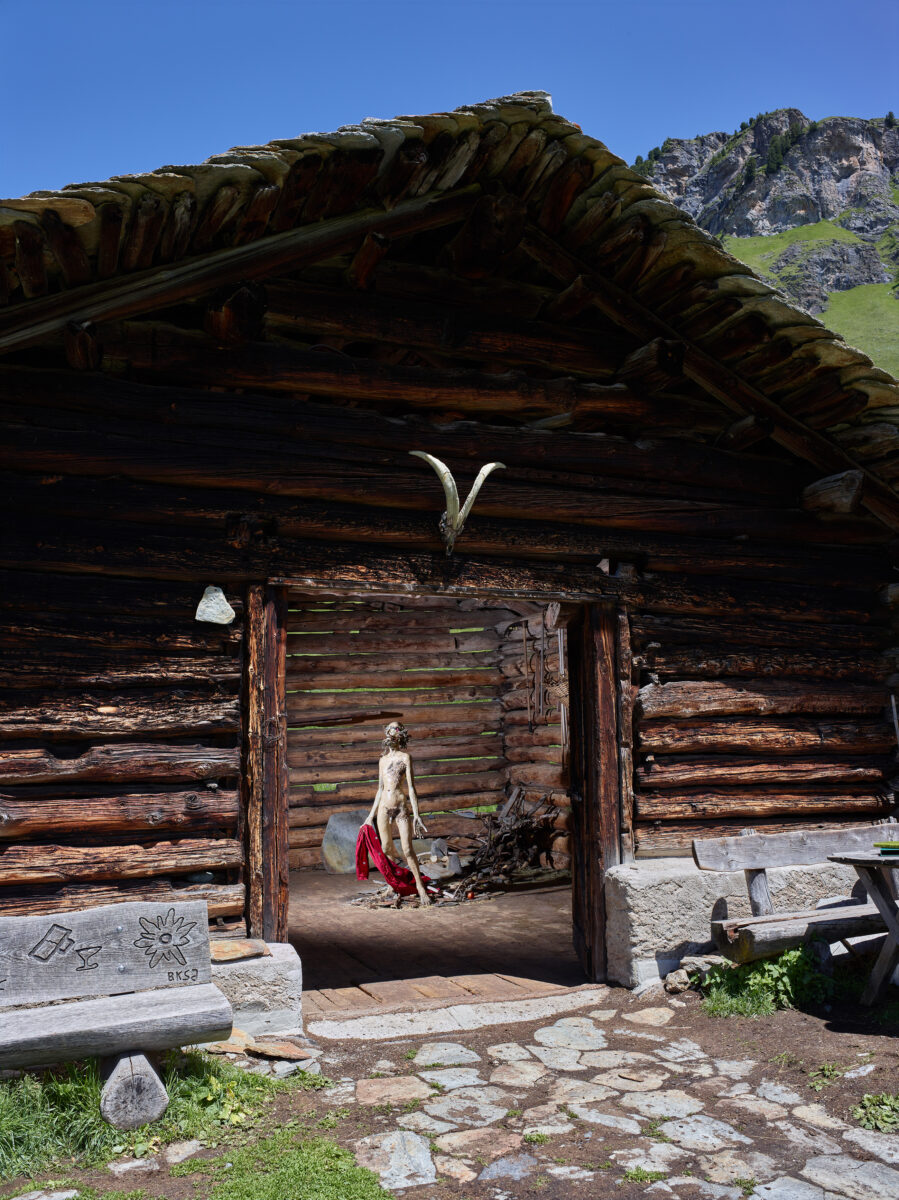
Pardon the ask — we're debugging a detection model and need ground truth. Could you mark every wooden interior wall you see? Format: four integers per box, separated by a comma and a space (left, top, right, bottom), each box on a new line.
0, 571, 246, 928
630, 603, 896, 856
285, 594, 512, 867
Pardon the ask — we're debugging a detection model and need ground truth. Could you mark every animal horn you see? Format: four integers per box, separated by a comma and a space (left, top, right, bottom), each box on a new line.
409, 451, 460, 528
458, 462, 506, 527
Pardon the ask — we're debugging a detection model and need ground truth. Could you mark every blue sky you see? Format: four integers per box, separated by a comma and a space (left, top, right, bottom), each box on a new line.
3, 0, 897, 198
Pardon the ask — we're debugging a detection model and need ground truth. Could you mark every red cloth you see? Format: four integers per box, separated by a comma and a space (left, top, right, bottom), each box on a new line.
355, 822, 434, 897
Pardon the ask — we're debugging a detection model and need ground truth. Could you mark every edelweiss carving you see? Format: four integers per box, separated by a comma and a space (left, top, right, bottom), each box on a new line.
410, 451, 506, 555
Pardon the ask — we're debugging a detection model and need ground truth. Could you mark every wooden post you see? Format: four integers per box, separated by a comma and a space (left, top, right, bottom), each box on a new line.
261, 585, 290, 942
567, 604, 622, 981
243, 585, 265, 938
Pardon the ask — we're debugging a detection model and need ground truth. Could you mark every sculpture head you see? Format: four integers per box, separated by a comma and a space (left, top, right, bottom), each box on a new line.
383, 721, 409, 751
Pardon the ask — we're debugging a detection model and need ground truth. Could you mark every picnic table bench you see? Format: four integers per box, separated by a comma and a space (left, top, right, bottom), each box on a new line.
692, 822, 897, 964
0, 900, 233, 1128
828, 852, 899, 1004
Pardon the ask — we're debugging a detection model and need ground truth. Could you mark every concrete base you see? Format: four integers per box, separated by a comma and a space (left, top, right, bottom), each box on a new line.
604, 857, 862, 987
210, 942, 303, 1035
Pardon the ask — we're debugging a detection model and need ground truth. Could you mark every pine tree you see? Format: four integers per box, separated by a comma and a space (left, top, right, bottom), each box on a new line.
766, 136, 784, 173
744, 156, 757, 184
887, 111, 897, 129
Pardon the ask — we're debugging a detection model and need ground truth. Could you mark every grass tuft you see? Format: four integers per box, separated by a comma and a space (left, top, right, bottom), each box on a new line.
698, 946, 832, 1018
622, 1165, 666, 1182
0, 1051, 325, 1182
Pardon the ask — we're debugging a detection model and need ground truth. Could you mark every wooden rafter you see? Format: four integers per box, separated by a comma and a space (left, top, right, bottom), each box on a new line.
522, 227, 899, 531
0, 188, 480, 356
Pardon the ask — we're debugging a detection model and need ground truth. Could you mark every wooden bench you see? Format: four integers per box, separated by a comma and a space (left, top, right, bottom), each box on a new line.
0, 900, 233, 1128
692, 823, 897, 964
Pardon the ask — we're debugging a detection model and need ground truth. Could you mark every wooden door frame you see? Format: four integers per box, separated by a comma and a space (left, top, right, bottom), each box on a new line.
567, 603, 630, 981
244, 564, 633, 958
244, 583, 290, 941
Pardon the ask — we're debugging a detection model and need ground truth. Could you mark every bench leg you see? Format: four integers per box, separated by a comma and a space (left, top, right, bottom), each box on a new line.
100, 1052, 169, 1130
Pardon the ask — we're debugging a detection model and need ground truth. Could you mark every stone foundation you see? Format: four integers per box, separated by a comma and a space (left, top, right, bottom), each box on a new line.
603, 857, 862, 987
210, 942, 303, 1036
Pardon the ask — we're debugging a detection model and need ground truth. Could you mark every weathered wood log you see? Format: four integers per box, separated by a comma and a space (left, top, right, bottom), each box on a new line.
288, 848, 322, 869
286, 607, 518, 632
693, 821, 896, 870
615, 338, 684, 394
265, 279, 623, 375
288, 792, 499, 826
506, 763, 567, 788
289, 754, 507, 785
640, 646, 891, 682
802, 470, 865, 515
0, 743, 240, 786
714, 903, 884, 963
288, 700, 502, 727
0, 653, 242, 690
204, 284, 267, 345
720, 414, 774, 451
0, 984, 233, 1070
631, 613, 888, 652
0, 691, 240, 739
0, 363, 804, 499
288, 770, 506, 800
441, 191, 527, 278
288, 719, 503, 748
635, 788, 892, 820
0, 837, 243, 884
635, 754, 888, 788
503, 746, 564, 765
637, 680, 886, 720
639, 717, 893, 755
288, 631, 500, 656
0, 187, 480, 354
287, 684, 500, 713
244, 584, 265, 938
262, 585, 290, 943
636, 815, 878, 857
0, 787, 239, 840
289, 735, 502, 767
503, 726, 564, 748
0, 569, 244, 620
0, 878, 245, 918
286, 666, 499, 691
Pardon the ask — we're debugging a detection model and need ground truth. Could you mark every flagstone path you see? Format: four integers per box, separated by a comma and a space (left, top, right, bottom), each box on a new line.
305, 987, 899, 1198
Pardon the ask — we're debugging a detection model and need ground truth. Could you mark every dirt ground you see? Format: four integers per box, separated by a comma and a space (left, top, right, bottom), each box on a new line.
13, 976, 899, 1200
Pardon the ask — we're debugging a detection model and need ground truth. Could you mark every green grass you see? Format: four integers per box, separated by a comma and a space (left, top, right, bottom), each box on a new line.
523, 1131, 551, 1144
622, 1165, 667, 1182
723, 219, 861, 275
852, 1093, 899, 1132
697, 946, 833, 1018
820, 283, 899, 378
171, 1129, 392, 1199
0, 1051, 326, 1183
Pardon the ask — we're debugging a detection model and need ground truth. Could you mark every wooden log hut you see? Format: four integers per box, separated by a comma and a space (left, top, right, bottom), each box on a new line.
2, 91, 898, 982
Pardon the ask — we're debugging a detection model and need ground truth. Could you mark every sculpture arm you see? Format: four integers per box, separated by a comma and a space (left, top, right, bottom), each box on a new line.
406, 755, 428, 838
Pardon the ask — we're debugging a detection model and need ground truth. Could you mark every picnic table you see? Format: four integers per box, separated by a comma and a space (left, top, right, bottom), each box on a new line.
828, 853, 899, 1005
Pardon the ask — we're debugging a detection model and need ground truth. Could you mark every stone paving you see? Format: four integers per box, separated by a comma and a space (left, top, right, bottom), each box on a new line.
305, 991, 899, 1198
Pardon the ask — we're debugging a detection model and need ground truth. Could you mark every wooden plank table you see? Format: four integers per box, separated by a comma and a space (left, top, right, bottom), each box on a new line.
829, 853, 899, 1004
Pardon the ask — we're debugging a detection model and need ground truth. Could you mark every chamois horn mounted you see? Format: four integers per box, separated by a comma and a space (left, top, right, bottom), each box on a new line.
409, 451, 506, 555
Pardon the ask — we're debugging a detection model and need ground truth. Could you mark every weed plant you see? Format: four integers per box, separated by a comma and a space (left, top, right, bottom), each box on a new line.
852, 1093, 899, 1132
0, 1050, 325, 1182
697, 946, 833, 1017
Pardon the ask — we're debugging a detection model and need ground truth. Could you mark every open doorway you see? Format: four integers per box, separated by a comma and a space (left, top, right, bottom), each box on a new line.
282, 590, 585, 1015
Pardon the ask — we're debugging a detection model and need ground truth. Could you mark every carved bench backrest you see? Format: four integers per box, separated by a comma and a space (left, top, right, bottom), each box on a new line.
0, 901, 211, 1010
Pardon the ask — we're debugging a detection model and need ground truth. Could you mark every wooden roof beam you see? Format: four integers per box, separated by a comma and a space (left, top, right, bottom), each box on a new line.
521, 227, 899, 532
0, 187, 481, 357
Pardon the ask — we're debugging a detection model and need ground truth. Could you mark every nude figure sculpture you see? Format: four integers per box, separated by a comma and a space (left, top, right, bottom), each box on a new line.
364, 721, 431, 905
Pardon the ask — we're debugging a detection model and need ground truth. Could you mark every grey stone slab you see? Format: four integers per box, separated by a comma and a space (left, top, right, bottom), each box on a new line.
714, 1058, 758, 1078
612, 1027, 667, 1042
478, 1153, 538, 1181
9, 1192, 79, 1200
356, 1076, 431, 1105
321, 810, 370, 874
780, 1121, 842, 1155
163, 1139, 203, 1164
568, 1105, 641, 1134
435, 1129, 522, 1160
100, 1053, 169, 1130
107, 1157, 160, 1176
758, 1079, 804, 1106
725, 1094, 787, 1120
659, 1180, 742, 1200
547, 1165, 595, 1180
580, 1049, 655, 1069
195, 586, 236, 624
792, 1103, 847, 1131
591, 1067, 670, 1092
414, 1041, 480, 1066
398, 1111, 456, 1135
843, 1126, 899, 1163
489, 1060, 547, 1088
486, 1042, 530, 1063
611, 1142, 690, 1173
213, 943, 302, 1026
548, 1077, 616, 1106
424, 1086, 510, 1127
0, 902, 210, 1008
843, 1062, 876, 1079
522, 1102, 574, 1135
528, 1045, 584, 1071
418, 1067, 484, 1090
754, 1179, 837, 1200
802, 1153, 899, 1200
354, 1130, 436, 1190
622, 1007, 675, 1027
698, 1147, 780, 1183
654, 1037, 707, 1064
532, 1016, 607, 1050
663, 1114, 752, 1151
619, 1088, 705, 1118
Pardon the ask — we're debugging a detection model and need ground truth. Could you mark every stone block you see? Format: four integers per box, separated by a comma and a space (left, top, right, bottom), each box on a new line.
321, 809, 369, 874
603, 857, 858, 986
210, 942, 302, 1034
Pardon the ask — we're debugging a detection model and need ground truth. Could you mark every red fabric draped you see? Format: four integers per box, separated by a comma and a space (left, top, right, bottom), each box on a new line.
355, 822, 435, 897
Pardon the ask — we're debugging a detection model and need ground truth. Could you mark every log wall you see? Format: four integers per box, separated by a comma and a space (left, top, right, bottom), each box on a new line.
285, 594, 568, 868
0, 573, 246, 927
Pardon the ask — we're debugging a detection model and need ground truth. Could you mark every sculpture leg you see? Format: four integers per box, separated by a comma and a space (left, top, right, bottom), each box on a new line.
375, 805, 398, 861
397, 812, 431, 906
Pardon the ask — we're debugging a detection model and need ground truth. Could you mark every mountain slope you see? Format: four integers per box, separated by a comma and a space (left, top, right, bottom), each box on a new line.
633, 110, 899, 376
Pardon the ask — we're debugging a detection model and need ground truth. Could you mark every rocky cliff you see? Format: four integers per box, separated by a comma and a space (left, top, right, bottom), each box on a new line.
634, 110, 899, 374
